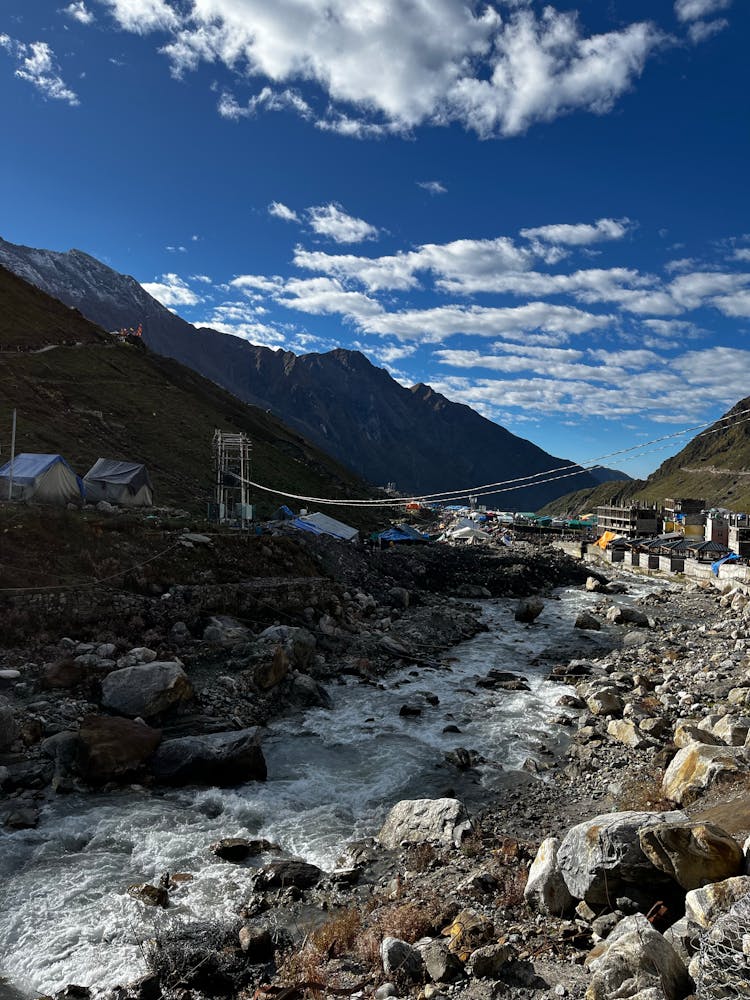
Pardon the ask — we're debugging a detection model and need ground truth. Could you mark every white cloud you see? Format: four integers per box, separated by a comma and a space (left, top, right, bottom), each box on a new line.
520, 217, 631, 246
732, 248, 750, 263
190, 274, 212, 284
217, 87, 313, 121
417, 180, 447, 195
674, 0, 731, 23
141, 272, 202, 307
0, 37, 80, 105
98, 0, 179, 34
104, 1, 667, 139
63, 2, 95, 24
306, 204, 379, 244
712, 290, 750, 318
268, 201, 299, 223
687, 18, 729, 42
165, 244, 186, 253
360, 301, 613, 343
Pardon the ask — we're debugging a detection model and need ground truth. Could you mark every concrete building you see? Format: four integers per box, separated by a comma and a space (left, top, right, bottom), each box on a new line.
595, 503, 661, 538
729, 515, 750, 558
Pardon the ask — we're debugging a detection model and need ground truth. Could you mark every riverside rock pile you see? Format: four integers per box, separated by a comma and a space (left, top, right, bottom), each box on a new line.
7, 541, 750, 1000
107, 570, 749, 1000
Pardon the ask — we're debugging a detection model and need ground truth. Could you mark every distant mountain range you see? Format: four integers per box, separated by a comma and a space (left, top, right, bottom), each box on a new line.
0, 235, 626, 509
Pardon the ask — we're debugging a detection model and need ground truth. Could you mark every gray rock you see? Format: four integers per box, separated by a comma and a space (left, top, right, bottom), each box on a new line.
575, 612, 601, 631
0, 696, 17, 750
374, 985, 398, 1000
289, 673, 332, 708
585, 913, 690, 1000
557, 810, 687, 907
378, 798, 471, 850
662, 916, 698, 966
417, 939, 462, 982
524, 837, 574, 916
465, 943, 513, 979
684, 875, 750, 928
253, 860, 322, 889
515, 597, 544, 623
204, 615, 251, 645
381, 937, 423, 981
116, 647, 157, 668
639, 821, 744, 890
149, 728, 267, 786
260, 625, 316, 669
41, 730, 79, 792
101, 661, 193, 718
606, 606, 650, 627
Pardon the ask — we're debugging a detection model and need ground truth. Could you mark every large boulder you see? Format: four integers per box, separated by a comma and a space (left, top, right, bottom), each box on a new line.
101, 661, 193, 719
575, 611, 601, 631
0, 697, 17, 750
377, 798, 470, 850
557, 810, 686, 907
585, 913, 690, 1000
605, 606, 650, 627
78, 715, 162, 782
259, 626, 316, 670
380, 937, 423, 981
639, 821, 744, 891
684, 875, 750, 928
148, 728, 267, 786
515, 597, 544, 624
662, 743, 749, 805
524, 836, 575, 916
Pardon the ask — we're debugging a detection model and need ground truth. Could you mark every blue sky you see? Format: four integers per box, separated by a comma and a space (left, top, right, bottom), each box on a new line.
1, 0, 748, 479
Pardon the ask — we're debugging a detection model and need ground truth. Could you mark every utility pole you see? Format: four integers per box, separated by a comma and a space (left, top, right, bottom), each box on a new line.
7, 409, 16, 501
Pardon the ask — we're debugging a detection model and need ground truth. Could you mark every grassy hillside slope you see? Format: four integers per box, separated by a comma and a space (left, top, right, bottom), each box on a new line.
0, 267, 373, 518
0, 265, 105, 349
542, 397, 750, 516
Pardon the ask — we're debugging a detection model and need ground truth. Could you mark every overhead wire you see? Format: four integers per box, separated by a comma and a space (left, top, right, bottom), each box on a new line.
232, 406, 750, 508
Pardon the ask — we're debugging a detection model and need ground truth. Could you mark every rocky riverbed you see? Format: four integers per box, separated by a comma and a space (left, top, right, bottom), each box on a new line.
3, 534, 750, 1000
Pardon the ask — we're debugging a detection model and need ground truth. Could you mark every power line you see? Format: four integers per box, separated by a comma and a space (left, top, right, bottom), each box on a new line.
233, 406, 750, 509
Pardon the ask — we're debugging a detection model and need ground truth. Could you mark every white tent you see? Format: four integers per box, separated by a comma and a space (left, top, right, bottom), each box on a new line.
0, 453, 83, 505
83, 458, 153, 507
449, 526, 491, 544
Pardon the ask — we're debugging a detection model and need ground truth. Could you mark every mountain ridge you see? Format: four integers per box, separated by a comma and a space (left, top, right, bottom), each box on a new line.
0, 235, 604, 508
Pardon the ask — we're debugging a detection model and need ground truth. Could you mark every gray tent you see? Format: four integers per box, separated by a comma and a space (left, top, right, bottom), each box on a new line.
83, 458, 153, 507
0, 453, 84, 505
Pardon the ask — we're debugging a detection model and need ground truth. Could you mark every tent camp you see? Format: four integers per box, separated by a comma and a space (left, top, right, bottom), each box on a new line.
83, 459, 153, 507
0, 453, 84, 505
376, 523, 429, 544
292, 511, 359, 541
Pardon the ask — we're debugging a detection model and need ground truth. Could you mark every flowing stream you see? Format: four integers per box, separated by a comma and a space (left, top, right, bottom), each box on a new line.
0, 579, 659, 997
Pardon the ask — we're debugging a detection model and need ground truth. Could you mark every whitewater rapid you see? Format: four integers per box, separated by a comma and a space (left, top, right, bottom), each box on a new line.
0, 581, 656, 996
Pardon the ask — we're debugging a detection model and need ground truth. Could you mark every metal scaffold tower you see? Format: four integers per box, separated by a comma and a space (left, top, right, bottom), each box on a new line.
211, 429, 253, 524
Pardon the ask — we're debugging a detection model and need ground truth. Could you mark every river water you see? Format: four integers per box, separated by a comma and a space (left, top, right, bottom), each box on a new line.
0, 579, 658, 996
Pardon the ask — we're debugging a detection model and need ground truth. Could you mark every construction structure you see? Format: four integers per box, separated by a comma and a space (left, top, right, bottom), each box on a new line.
595, 502, 661, 538
210, 430, 253, 525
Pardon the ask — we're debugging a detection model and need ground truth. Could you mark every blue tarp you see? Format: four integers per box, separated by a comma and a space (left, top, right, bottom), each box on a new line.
712, 553, 740, 576
291, 517, 324, 535
377, 524, 428, 543
0, 453, 84, 500
0, 453, 68, 483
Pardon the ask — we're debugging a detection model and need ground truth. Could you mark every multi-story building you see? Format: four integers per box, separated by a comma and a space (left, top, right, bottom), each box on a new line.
728, 514, 750, 558
595, 503, 661, 538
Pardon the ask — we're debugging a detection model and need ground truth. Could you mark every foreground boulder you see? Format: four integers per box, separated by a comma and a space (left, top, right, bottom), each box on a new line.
639, 821, 744, 891
101, 661, 193, 719
585, 913, 691, 1000
524, 836, 574, 916
662, 743, 749, 805
556, 810, 686, 907
684, 874, 750, 928
148, 728, 266, 786
377, 797, 470, 850
78, 715, 162, 782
